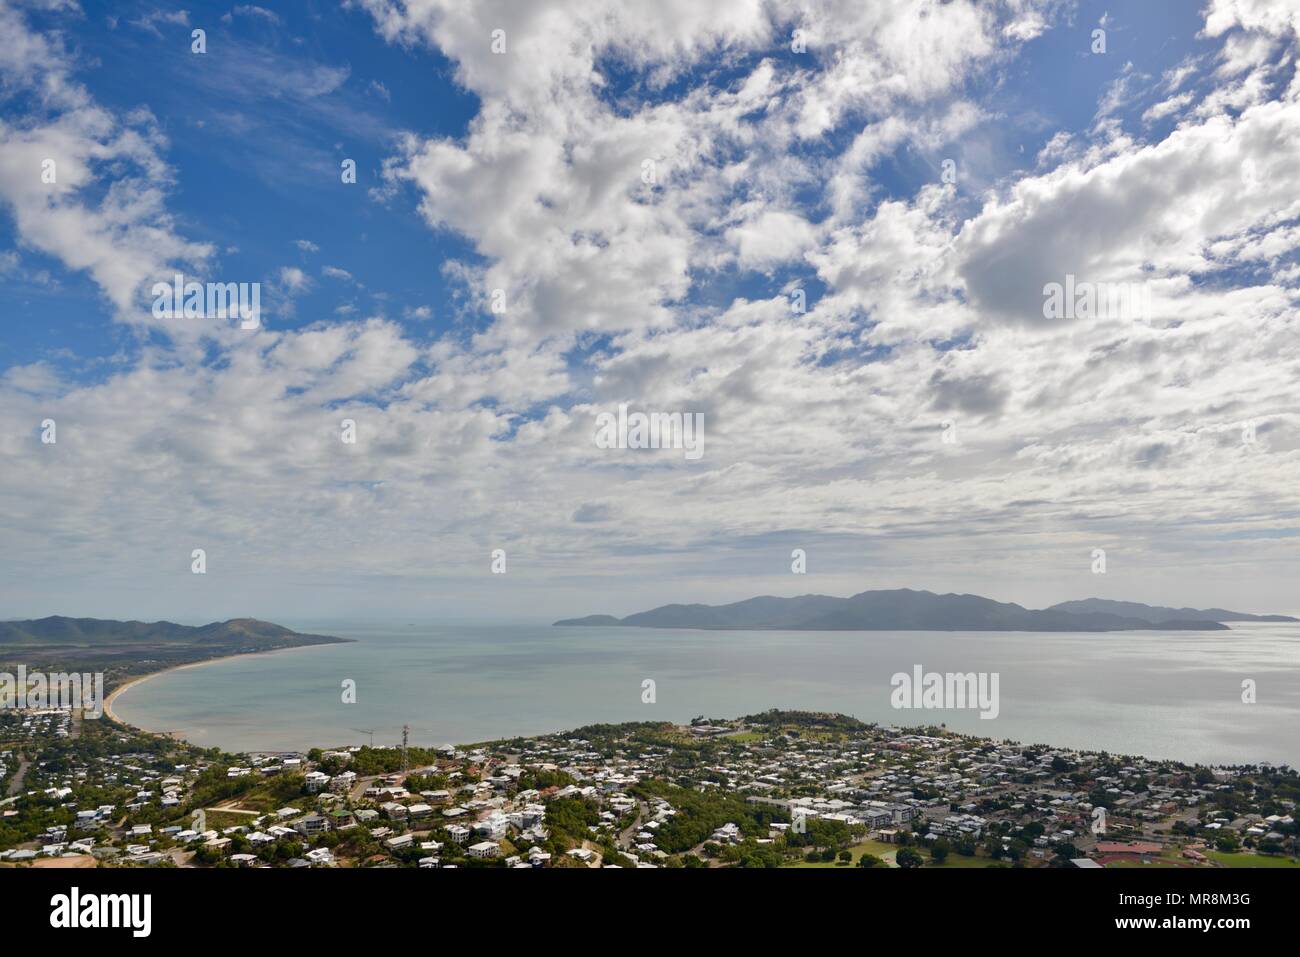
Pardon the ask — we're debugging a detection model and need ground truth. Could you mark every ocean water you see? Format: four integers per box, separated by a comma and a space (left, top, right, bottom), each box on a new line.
111, 620, 1300, 766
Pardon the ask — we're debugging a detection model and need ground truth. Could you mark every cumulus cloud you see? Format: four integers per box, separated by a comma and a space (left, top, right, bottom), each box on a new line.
956, 95, 1300, 327
1204, 0, 1300, 38
368, 0, 1041, 338
0, 1, 212, 321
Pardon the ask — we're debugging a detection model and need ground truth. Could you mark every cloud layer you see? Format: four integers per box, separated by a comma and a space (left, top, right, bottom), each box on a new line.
1, 0, 1298, 620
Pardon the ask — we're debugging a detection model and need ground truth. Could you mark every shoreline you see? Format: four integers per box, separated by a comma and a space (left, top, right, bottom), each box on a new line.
103, 643, 335, 733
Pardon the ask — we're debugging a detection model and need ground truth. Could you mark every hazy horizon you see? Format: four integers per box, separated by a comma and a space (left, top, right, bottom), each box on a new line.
7, 581, 1300, 627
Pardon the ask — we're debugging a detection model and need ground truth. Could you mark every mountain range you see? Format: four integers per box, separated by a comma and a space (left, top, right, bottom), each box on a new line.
554, 590, 1298, 632
0, 616, 345, 646
0, 617, 351, 686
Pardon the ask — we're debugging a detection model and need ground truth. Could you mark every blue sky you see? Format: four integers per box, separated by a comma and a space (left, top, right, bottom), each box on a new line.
4, 0, 1216, 373
1, 0, 1298, 620
3, 1, 484, 372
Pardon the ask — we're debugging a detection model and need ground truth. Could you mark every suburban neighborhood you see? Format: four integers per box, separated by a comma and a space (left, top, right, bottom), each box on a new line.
2, 707, 1297, 870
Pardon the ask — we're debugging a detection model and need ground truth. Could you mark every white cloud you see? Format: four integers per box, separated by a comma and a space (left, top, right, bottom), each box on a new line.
1204, 0, 1300, 38
0, 1, 211, 322
128, 9, 190, 38
1141, 91, 1193, 123
726, 210, 818, 271
226, 5, 281, 26
368, 0, 1047, 339
956, 96, 1300, 326
277, 266, 312, 292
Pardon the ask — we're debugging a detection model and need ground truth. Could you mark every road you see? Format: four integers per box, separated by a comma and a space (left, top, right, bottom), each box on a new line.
616, 799, 648, 850
5, 753, 30, 796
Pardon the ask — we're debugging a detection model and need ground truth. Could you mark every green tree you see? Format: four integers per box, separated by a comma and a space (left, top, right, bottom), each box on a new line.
896, 847, 924, 869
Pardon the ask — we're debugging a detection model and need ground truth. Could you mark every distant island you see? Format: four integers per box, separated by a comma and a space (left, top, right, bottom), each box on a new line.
554, 589, 1299, 632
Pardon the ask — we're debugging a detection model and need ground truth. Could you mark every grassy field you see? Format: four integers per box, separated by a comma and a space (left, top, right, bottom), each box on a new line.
789, 857, 857, 868
786, 839, 1009, 869
787, 839, 899, 868
927, 850, 1000, 868
202, 809, 261, 830
1097, 847, 1189, 868
1103, 857, 1183, 868
1207, 850, 1300, 868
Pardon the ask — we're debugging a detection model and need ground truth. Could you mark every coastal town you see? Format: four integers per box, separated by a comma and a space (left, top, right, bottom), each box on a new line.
1, 707, 1296, 870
